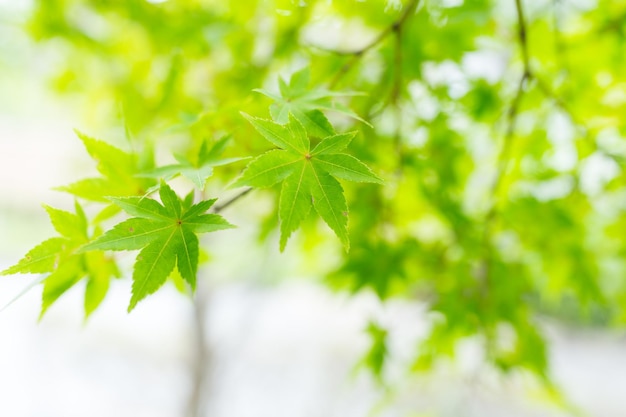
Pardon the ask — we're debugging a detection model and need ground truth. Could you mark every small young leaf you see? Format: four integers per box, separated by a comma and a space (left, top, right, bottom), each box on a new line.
256, 68, 369, 127
139, 137, 246, 189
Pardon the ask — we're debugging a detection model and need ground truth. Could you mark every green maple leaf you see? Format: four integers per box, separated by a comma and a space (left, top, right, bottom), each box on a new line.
57, 130, 155, 202
254, 67, 369, 137
80, 182, 235, 311
234, 112, 382, 251
139, 136, 247, 189
1, 201, 120, 318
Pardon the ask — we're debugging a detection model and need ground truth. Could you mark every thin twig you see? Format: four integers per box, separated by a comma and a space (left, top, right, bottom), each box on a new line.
486, 0, 532, 216
392, 23, 405, 169
212, 187, 252, 213
515, 0, 531, 71
479, 0, 532, 293
489, 71, 529, 204
328, 0, 420, 88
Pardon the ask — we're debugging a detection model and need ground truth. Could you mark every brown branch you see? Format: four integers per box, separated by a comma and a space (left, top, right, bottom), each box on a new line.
392, 24, 405, 169
486, 0, 531, 218
515, 0, 531, 71
479, 0, 532, 294
186, 283, 211, 417
328, 0, 420, 88
212, 187, 252, 213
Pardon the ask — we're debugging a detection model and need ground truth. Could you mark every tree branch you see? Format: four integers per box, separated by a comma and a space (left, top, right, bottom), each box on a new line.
186, 283, 211, 417
515, 0, 531, 72
328, 0, 420, 88
392, 23, 405, 168
212, 187, 252, 213
486, 0, 531, 217
479, 0, 532, 294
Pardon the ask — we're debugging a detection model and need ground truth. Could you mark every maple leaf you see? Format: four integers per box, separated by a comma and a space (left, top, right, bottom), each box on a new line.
57, 130, 155, 202
254, 67, 369, 137
1, 201, 120, 318
234, 113, 383, 251
55, 130, 157, 224
139, 136, 247, 189
80, 182, 235, 311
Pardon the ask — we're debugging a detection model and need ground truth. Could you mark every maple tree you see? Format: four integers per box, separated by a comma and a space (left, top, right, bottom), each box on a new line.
2, 0, 626, 414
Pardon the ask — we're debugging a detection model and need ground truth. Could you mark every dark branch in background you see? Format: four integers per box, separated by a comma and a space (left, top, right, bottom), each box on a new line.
515, 0, 531, 71
481, 0, 594, 293
484, 0, 530, 222
328, 0, 420, 88
325, 0, 420, 173
186, 282, 211, 417
187, 186, 252, 416
488, 58, 530, 202
479, 0, 533, 296
212, 187, 253, 213
392, 17, 405, 168
487, 0, 592, 223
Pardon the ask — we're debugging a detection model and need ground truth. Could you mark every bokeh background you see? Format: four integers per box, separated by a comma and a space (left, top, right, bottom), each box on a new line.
2, 0, 626, 416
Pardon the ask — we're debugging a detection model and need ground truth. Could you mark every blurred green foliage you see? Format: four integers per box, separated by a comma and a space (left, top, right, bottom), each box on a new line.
4, 0, 626, 401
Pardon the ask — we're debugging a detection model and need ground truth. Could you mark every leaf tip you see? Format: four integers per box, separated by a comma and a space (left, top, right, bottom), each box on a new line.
240, 111, 254, 122
37, 306, 48, 322
127, 299, 138, 313
279, 234, 289, 252
227, 176, 246, 189
73, 128, 87, 140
